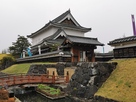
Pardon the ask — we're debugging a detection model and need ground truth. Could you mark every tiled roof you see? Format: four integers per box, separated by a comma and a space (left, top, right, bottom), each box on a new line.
16, 50, 71, 62
52, 22, 91, 31
46, 29, 103, 46
108, 36, 136, 45
27, 10, 91, 38
66, 35, 104, 46
31, 28, 104, 49
43, 28, 64, 40
31, 29, 65, 48
52, 9, 82, 28
27, 21, 51, 38
52, 9, 71, 23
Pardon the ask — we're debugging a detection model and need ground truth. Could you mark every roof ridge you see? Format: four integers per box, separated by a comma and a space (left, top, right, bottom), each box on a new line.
67, 35, 97, 40
108, 35, 136, 45
113, 35, 136, 41
51, 9, 83, 27
52, 9, 70, 23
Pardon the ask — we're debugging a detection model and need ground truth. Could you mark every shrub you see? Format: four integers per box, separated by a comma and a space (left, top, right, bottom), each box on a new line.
37, 84, 62, 95
0, 56, 15, 69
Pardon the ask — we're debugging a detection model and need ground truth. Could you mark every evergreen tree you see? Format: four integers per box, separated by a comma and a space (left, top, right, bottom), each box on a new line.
9, 35, 31, 57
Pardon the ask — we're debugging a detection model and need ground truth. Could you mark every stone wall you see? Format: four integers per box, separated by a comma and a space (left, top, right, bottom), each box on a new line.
27, 62, 77, 75
55, 62, 77, 75
27, 64, 56, 75
66, 62, 117, 101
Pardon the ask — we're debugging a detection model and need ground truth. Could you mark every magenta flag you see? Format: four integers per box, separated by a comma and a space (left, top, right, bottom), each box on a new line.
131, 15, 136, 36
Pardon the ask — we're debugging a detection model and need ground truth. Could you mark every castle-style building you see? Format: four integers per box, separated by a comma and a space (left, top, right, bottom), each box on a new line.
18, 10, 103, 62
108, 36, 136, 58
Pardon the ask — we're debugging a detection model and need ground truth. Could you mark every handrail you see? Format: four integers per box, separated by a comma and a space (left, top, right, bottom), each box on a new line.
0, 73, 69, 87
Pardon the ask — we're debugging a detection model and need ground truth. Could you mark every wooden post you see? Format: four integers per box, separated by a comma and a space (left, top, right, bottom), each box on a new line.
20, 74, 23, 83
78, 50, 80, 62
91, 49, 95, 62
52, 71, 55, 84
66, 71, 69, 83
41, 74, 43, 83
71, 47, 74, 62
47, 70, 49, 78
0, 79, 4, 86
28, 75, 30, 84
13, 76, 16, 85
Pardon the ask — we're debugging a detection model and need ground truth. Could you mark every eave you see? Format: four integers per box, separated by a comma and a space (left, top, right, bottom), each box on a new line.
63, 35, 104, 46
108, 36, 136, 45
27, 22, 52, 38
52, 22, 91, 32
27, 22, 91, 38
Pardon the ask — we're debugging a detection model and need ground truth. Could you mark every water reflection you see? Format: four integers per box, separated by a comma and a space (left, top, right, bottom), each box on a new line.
15, 91, 76, 102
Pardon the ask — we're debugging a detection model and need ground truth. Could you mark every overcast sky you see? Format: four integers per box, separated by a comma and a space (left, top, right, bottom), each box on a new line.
0, 0, 136, 53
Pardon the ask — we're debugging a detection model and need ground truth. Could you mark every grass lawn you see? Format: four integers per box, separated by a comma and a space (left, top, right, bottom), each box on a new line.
95, 58, 136, 102
1, 63, 30, 74
1, 62, 56, 74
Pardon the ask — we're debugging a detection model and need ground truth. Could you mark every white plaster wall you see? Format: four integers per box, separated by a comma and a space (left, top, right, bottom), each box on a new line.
31, 27, 86, 46
115, 43, 136, 49
64, 28, 85, 37
32, 27, 58, 46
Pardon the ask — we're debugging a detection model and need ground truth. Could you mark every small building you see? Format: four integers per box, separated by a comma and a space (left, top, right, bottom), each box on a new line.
18, 10, 103, 63
95, 52, 113, 61
108, 36, 136, 58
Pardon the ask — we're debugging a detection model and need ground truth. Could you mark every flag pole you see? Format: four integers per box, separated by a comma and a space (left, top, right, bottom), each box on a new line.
131, 15, 136, 36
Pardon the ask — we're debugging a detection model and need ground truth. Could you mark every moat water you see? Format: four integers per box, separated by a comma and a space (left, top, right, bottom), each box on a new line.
15, 91, 76, 102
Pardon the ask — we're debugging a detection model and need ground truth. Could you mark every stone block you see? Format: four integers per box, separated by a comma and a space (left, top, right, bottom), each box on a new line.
92, 68, 99, 75
81, 62, 88, 68
85, 85, 98, 99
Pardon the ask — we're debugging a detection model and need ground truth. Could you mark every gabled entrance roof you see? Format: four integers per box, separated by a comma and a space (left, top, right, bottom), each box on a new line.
64, 35, 104, 46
